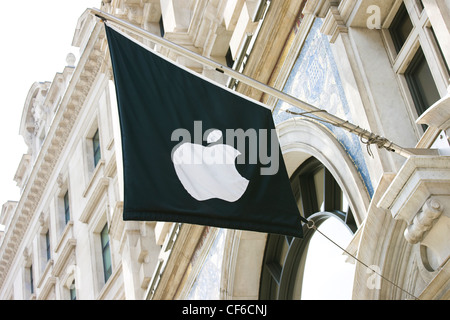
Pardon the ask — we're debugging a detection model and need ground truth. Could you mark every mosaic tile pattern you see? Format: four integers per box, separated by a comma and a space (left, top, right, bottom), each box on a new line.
273, 18, 374, 197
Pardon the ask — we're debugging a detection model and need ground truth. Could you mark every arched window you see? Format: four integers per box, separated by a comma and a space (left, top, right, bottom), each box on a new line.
260, 157, 357, 299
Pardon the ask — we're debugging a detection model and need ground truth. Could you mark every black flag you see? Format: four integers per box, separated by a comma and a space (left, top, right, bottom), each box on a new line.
105, 25, 303, 238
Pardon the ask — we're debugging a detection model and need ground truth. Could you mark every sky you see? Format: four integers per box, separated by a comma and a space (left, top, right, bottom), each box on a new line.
0, 1, 101, 209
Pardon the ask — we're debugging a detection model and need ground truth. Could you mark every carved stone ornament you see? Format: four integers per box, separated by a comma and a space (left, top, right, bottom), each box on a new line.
57, 173, 64, 189
404, 198, 443, 244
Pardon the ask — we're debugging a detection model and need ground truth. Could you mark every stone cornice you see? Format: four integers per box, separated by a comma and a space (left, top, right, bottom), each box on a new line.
321, 3, 349, 43
0, 21, 106, 290
377, 156, 450, 220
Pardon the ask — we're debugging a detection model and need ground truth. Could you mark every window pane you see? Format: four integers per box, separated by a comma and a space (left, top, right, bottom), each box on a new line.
101, 224, 112, 282
103, 245, 112, 281
64, 192, 70, 224
46, 231, 51, 261
29, 265, 34, 295
390, 3, 413, 53
313, 168, 324, 212
414, 58, 439, 107
93, 129, 101, 167
405, 47, 441, 116
101, 225, 109, 247
298, 217, 355, 300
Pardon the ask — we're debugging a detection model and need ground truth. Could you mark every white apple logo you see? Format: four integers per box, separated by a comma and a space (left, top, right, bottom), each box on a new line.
172, 129, 249, 202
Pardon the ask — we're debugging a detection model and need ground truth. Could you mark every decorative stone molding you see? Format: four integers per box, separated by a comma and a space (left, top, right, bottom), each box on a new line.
109, 201, 124, 242
52, 238, 77, 278
378, 156, 450, 274
0, 20, 106, 289
404, 198, 443, 244
13, 155, 31, 191
56, 173, 64, 189
79, 177, 110, 224
379, 95, 450, 278
37, 260, 54, 290
321, 4, 348, 43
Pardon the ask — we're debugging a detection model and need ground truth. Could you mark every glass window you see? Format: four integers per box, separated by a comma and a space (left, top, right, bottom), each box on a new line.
64, 191, 70, 225
296, 216, 355, 299
260, 158, 356, 300
389, 3, 414, 53
45, 231, 51, 261
100, 224, 112, 283
405, 47, 441, 116
29, 265, 34, 295
93, 129, 101, 168
386, 1, 445, 130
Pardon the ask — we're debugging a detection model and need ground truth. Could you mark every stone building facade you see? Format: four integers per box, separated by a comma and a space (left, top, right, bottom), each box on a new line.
0, 0, 449, 300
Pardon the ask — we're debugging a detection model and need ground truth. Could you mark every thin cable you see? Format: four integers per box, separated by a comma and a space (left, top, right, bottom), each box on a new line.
302, 218, 420, 300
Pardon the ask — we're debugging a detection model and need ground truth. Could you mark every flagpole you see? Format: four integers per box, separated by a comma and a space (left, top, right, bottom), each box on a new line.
89, 8, 414, 158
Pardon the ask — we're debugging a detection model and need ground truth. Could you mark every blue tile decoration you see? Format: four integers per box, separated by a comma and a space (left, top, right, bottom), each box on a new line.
273, 18, 374, 197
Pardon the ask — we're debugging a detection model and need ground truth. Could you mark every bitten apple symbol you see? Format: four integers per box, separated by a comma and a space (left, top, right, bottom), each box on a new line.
172, 129, 249, 202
